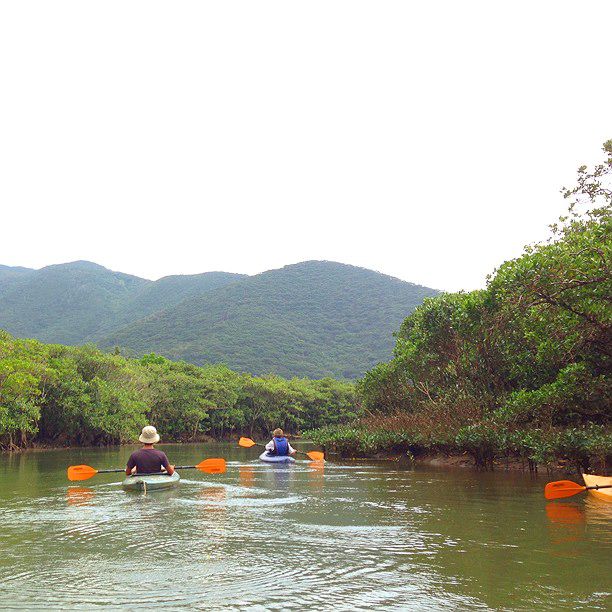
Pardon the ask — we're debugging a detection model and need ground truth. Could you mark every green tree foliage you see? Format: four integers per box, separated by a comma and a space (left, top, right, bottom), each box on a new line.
0, 333, 357, 451
0, 358, 42, 449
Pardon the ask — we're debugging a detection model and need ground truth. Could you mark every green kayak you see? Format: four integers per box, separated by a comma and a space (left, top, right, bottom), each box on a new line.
122, 471, 180, 492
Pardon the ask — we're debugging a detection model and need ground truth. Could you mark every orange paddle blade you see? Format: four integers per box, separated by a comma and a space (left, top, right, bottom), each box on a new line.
67, 465, 99, 481
195, 458, 226, 474
544, 480, 586, 500
238, 437, 257, 448
307, 451, 325, 462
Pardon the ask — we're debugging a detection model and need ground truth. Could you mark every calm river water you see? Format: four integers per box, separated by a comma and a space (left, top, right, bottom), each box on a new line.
0, 443, 610, 610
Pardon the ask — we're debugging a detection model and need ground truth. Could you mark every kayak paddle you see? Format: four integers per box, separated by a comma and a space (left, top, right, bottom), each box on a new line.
238, 436, 324, 462
67, 458, 227, 481
544, 479, 612, 500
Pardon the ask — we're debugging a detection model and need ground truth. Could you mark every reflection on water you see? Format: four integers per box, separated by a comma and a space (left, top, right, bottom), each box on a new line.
66, 486, 95, 506
198, 485, 228, 519
199, 485, 227, 504
585, 497, 612, 544
307, 462, 325, 491
238, 465, 255, 488
0, 444, 610, 610
546, 502, 585, 524
546, 502, 586, 547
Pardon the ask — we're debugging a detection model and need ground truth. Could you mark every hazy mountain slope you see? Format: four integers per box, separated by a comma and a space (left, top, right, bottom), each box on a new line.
116, 271, 247, 326
0, 262, 246, 344
0, 261, 148, 344
0, 265, 34, 286
0, 259, 439, 378
102, 261, 439, 378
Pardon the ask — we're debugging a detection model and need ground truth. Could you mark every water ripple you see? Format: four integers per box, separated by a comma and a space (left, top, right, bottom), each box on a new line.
0, 449, 610, 610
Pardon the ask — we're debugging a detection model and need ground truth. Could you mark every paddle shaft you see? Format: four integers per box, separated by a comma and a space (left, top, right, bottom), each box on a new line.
585, 484, 612, 491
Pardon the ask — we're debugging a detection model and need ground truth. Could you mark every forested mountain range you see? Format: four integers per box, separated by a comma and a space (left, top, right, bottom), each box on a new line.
0, 261, 245, 344
0, 260, 438, 378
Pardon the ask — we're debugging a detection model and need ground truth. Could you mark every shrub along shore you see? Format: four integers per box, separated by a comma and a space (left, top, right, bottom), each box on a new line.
304, 420, 610, 474
306, 142, 612, 474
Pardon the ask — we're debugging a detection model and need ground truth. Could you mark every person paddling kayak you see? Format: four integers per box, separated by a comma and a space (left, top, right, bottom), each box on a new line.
126, 426, 175, 475
264, 428, 297, 457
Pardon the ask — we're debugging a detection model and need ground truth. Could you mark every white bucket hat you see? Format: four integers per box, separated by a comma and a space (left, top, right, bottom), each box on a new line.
139, 425, 160, 444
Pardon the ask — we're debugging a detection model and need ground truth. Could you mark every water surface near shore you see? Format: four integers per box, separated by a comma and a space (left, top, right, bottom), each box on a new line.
0, 443, 610, 610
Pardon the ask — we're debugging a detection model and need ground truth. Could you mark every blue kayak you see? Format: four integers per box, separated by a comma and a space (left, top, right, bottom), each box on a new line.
259, 452, 296, 464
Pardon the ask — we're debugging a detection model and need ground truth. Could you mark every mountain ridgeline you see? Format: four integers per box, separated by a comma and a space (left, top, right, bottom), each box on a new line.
0, 261, 246, 344
0, 260, 438, 378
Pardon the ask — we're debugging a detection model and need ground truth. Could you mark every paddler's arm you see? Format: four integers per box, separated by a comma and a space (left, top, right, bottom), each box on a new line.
161, 452, 175, 475
126, 454, 137, 475
288, 443, 297, 456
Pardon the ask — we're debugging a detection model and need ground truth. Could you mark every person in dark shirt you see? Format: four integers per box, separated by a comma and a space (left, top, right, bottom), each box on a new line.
126, 426, 175, 475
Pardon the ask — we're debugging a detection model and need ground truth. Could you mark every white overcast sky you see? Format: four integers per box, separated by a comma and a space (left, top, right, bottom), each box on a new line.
1, 1, 610, 292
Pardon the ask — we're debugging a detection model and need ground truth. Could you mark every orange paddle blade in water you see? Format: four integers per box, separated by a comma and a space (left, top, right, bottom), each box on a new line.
238, 437, 258, 448
306, 451, 325, 462
67, 465, 99, 481
195, 458, 226, 474
544, 480, 587, 500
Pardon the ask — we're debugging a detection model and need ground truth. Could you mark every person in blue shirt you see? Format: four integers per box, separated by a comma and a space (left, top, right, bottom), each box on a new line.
265, 428, 297, 457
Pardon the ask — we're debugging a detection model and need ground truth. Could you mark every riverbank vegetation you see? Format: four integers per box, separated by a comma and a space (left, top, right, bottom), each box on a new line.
0, 336, 356, 451
306, 141, 612, 473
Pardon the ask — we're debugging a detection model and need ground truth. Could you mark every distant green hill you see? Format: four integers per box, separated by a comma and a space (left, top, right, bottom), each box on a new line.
0, 259, 438, 378
107, 270, 248, 333
0, 261, 244, 344
0, 261, 146, 344
101, 261, 439, 378
0, 264, 34, 286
